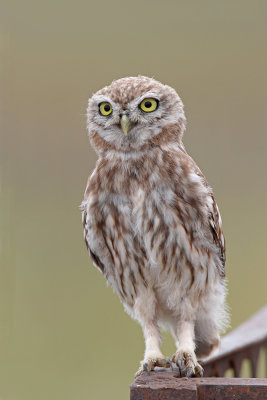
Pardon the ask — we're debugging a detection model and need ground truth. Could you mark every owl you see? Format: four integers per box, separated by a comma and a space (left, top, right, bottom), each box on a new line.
81, 76, 228, 377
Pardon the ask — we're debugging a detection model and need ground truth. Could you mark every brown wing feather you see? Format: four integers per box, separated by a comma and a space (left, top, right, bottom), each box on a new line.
82, 205, 105, 274
208, 194, 226, 277
193, 164, 226, 277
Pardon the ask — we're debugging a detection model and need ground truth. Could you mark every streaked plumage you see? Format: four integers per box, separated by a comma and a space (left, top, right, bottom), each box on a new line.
81, 76, 228, 377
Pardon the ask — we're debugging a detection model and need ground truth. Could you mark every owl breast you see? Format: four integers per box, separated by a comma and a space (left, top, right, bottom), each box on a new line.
83, 148, 221, 311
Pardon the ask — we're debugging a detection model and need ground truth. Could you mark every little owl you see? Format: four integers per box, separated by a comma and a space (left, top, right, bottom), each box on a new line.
81, 76, 228, 377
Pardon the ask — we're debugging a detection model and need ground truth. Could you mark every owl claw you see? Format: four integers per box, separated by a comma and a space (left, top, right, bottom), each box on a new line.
196, 364, 204, 377
177, 359, 183, 376
135, 356, 172, 377
167, 358, 173, 370
172, 350, 204, 378
186, 367, 194, 378
143, 363, 150, 373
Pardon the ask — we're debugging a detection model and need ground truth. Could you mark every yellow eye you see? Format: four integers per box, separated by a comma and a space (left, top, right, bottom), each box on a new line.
99, 102, 113, 116
139, 98, 158, 113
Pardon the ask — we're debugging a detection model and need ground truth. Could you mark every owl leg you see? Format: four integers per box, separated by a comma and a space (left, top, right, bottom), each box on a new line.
172, 320, 204, 377
134, 291, 172, 376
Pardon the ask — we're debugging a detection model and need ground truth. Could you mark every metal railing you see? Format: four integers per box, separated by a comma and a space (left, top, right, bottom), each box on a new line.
202, 305, 267, 377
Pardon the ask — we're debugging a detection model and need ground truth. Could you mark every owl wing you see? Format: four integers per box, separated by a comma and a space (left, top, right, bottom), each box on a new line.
82, 205, 105, 274
208, 193, 226, 277
192, 162, 226, 277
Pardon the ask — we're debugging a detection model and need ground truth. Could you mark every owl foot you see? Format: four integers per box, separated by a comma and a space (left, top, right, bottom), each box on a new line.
135, 357, 172, 377
172, 350, 204, 377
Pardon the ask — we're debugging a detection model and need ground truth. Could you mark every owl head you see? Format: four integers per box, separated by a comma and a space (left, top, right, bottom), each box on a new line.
87, 76, 186, 153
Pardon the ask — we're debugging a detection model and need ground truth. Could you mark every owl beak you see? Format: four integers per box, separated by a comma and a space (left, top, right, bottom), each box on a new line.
120, 115, 131, 135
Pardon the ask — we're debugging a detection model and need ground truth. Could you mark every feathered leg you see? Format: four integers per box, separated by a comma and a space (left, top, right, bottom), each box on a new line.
134, 289, 172, 376
172, 320, 203, 377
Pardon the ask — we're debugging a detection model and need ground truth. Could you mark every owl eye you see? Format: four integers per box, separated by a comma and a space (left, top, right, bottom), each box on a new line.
99, 102, 113, 116
139, 98, 158, 113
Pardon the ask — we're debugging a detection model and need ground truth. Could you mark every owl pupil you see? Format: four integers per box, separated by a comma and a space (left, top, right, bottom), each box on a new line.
145, 101, 152, 108
104, 104, 110, 112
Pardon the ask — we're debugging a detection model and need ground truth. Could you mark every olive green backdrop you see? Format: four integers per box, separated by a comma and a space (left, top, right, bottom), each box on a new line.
1, 1, 267, 399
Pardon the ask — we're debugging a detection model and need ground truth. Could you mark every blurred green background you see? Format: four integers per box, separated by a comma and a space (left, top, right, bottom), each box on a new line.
1, 0, 267, 399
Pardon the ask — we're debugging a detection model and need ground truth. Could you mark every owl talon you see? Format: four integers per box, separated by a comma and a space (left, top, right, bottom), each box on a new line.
135, 356, 172, 376
172, 350, 204, 378
167, 358, 173, 370
186, 367, 194, 378
195, 363, 204, 377
143, 363, 150, 373
177, 359, 183, 376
